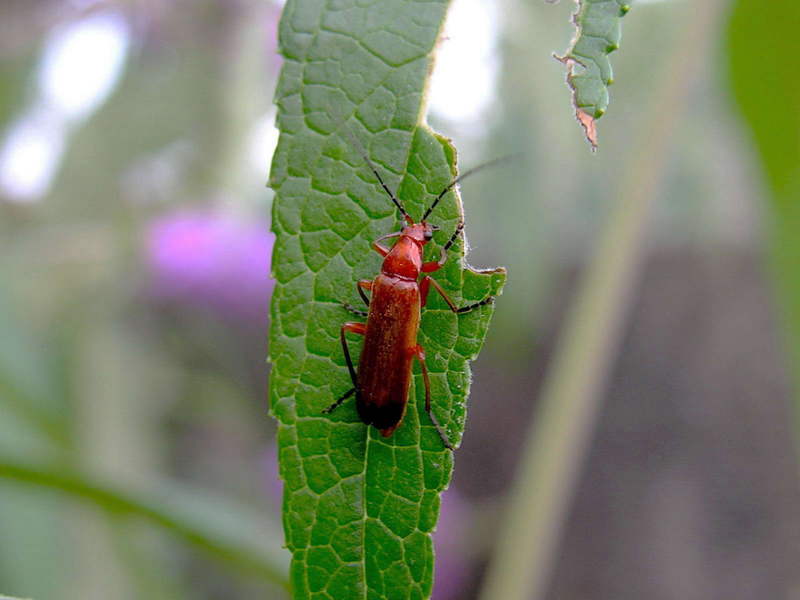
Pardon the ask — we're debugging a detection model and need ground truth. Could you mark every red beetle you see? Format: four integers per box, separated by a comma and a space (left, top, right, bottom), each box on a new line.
324, 147, 503, 449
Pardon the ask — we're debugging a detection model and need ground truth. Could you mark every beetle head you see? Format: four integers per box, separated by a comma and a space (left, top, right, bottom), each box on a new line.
402, 222, 439, 245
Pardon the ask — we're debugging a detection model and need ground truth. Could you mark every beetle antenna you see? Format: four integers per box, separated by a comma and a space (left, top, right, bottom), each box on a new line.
341, 130, 412, 223
422, 154, 521, 221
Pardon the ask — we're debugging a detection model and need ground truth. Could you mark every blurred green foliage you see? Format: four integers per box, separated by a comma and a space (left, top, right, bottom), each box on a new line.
728, 0, 800, 427
0, 2, 288, 599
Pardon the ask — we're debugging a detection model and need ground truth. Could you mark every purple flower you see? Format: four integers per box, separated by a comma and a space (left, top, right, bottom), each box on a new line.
146, 211, 274, 321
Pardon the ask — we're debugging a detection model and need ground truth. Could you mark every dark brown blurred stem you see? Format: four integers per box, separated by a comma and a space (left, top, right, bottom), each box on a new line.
478, 2, 728, 599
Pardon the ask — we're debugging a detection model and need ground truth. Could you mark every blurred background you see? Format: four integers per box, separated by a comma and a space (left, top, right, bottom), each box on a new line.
1, 0, 798, 599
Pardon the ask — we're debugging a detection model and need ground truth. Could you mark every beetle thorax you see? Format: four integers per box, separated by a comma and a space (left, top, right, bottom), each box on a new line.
381, 235, 423, 280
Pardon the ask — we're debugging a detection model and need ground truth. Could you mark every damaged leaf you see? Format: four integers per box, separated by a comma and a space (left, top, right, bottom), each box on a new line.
555, 0, 631, 149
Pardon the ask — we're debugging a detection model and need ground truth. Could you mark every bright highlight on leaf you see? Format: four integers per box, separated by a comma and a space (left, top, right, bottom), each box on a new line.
267, 1, 505, 598
555, 0, 631, 149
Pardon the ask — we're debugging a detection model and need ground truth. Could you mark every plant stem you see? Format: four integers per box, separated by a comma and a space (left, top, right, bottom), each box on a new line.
478, 2, 728, 599
0, 457, 290, 591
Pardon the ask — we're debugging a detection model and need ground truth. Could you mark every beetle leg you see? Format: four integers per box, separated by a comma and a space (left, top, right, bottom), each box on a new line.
420, 276, 494, 313
421, 221, 465, 273
372, 231, 401, 257
324, 322, 366, 414
341, 280, 372, 317
421, 247, 446, 273
411, 345, 454, 451
357, 279, 373, 307
323, 387, 356, 414
342, 303, 368, 318
340, 322, 366, 389
419, 276, 431, 307
419, 276, 456, 311
454, 295, 494, 313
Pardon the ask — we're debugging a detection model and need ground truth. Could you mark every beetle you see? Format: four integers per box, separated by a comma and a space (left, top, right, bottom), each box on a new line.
323, 144, 504, 450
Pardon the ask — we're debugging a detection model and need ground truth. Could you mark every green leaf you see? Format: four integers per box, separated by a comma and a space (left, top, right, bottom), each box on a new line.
727, 0, 800, 420
556, 0, 631, 148
0, 457, 289, 587
268, 1, 506, 598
